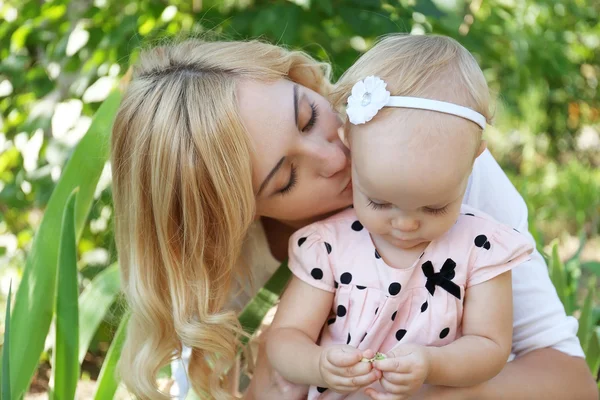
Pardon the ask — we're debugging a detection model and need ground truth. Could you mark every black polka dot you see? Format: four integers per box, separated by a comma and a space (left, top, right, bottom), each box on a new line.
340, 272, 353, 284
356, 285, 366, 290
317, 387, 327, 393
347, 333, 351, 344
334, 281, 339, 289
484, 241, 491, 250
395, 329, 407, 341
474, 234, 488, 247
440, 327, 450, 339
310, 268, 323, 280
465, 213, 475, 216
351, 221, 364, 231
361, 333, 367, 343
327, 317, 336, 325
324, 242, 332, 254
391, 311, 397, 321
375, 307, 378, 315
421, 301, 428, 312
388, 282, 401, 296
297, 237, 307, 247
337, 305, 347, 317
375, 249, 381, 259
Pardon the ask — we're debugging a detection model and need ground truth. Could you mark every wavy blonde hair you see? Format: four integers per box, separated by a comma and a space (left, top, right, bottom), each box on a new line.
331, 34, 493, 126
111, 39, 331, 399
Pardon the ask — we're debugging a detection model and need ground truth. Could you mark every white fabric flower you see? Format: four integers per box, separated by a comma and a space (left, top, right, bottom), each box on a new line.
346, 76, 390, 125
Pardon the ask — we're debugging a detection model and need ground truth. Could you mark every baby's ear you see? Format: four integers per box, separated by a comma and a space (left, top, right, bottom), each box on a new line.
475, 139, 487, 158
338, 121, 351, 149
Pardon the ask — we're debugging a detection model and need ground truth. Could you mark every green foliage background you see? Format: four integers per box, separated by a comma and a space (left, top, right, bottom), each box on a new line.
0, 0, 598, 397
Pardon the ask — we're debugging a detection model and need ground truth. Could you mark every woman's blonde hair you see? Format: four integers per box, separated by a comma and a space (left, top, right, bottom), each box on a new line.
111, 39, 331, 399
331, 34, 493, 125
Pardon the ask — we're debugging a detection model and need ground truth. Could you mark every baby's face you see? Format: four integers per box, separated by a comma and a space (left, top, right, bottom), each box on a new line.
349, 109, 483, 250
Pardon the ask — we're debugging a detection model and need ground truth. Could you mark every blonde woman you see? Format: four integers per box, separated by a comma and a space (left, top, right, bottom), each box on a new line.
110, 39, 595, 400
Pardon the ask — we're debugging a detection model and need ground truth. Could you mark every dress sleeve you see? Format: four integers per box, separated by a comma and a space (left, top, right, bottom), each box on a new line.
288, 225, 336, 293
468, 224, 534, 288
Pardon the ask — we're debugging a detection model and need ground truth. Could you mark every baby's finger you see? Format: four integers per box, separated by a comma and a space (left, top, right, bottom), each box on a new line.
379, 376, 410, 395
330, 369, 381, 389
381, 371, 412, 385
327, 359, 373, 377
373, 357, 413, 373
364, 388, 408, 400
328, 347, 363, 367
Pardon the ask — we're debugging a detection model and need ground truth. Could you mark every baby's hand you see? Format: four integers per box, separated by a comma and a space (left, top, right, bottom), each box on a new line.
365, 344, 430, 400
318, 345, 381, 394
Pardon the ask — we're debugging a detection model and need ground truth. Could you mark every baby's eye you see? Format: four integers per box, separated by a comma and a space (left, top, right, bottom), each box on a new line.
367, 200, 392, 211
424, 206, 449, 216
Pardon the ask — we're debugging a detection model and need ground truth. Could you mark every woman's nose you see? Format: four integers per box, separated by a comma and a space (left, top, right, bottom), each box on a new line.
391, 215, 420, 232
303, 139, 348, 178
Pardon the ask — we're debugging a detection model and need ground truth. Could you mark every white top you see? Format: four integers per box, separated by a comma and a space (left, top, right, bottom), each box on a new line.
172, 149, 584, 398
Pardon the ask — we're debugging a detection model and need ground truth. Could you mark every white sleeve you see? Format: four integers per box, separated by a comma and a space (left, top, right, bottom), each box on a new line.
464, 149, 584, 358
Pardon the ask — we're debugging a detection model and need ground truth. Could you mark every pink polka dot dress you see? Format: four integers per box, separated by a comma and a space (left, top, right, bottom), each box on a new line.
288, 205, 534, 399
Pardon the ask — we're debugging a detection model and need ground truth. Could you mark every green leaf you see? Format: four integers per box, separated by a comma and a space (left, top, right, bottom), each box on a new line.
2, 283, 12, 400
93, 312, 130, 400
577, 280, 595, 351
53, 189, 80, 400
78, 263, 121, 364
585, 331, 600, 377
549, 243, 571, 313
7, 90, 121, 398
237, 261, 291, 348
582, 261, 600, 277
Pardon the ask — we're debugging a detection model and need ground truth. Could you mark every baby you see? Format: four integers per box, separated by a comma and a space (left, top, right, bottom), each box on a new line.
266, 34, 533, 400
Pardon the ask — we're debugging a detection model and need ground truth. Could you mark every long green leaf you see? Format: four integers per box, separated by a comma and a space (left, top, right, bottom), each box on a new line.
78, 263, 121, 364
2, 283, 12, 400
53, 190, 80, 400
550, 244, 570, 313
585, 331, 600, 376
93, 312, 130, 400
577, 280, 596, 351
237, 261, 291, 347
6, 90, 121, 397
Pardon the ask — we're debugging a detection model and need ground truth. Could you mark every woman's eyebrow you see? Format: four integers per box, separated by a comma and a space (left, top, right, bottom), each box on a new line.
257, 156, 286, 196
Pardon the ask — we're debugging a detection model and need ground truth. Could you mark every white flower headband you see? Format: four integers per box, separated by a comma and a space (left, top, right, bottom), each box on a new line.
346, 76, 487, 129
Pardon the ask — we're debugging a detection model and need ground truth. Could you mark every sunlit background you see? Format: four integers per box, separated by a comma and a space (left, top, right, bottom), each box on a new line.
0, 0, 598, 398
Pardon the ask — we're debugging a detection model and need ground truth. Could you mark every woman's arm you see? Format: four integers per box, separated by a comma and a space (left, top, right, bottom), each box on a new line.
426, 149, 597, 399
425, 271, 513, 387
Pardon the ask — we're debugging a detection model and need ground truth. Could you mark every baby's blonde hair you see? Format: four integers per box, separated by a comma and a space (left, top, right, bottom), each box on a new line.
111, 39, 331, 399
331, 34, 493, 127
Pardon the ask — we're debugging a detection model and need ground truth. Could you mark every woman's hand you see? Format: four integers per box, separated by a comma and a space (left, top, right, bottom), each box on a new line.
318, 346, 381, 393
365, 344, 430, 400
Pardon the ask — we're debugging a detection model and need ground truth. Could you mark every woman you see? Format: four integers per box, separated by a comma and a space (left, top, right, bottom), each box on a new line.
110, 39, 596, 400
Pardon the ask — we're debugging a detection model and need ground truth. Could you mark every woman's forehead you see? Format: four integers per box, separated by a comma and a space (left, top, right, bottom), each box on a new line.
236, 79, 296, 191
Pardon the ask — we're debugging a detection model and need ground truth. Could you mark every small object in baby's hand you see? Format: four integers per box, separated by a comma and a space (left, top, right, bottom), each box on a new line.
361, 352, 386, 363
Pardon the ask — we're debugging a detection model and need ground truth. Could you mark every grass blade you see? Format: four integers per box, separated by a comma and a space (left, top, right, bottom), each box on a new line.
577, 280, 595, 351
237, 261, 291, 347
53, 189, 80, 400
549, 244, 570, 313
93, 311, 130, 400
7, 90, 121, 397
585, 331, 600, 377
78, 263, 121, 364
2, 283, 12, 400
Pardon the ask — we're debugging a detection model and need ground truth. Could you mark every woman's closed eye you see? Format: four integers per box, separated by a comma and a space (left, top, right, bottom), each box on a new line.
279, 164, 298, 195
301, 102, 319, 132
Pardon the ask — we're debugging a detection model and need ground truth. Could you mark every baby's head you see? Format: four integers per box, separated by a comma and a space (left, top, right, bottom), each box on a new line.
333, 34, 491, 250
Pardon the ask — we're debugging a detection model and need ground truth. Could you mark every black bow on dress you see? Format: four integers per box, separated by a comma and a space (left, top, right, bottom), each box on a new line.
421, 258, 461, 300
